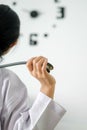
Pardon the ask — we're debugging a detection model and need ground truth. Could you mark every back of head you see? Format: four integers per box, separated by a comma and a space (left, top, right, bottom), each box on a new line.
0, 4, 20, 57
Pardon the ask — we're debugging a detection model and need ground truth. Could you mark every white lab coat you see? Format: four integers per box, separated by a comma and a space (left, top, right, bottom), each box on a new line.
0, 68, 66, 130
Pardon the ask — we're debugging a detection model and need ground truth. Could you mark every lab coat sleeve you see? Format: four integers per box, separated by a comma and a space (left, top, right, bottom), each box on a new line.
30, 92, 66, 130
1, 69, 66, 130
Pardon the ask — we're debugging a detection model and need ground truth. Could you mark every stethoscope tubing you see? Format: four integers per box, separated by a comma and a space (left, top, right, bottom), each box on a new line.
0, 61, 27, 68
0, 61, 53, 73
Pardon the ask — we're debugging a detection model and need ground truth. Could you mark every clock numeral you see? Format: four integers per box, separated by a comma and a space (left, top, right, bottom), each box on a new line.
30, 34, 38, 45
56, 7, 65, 19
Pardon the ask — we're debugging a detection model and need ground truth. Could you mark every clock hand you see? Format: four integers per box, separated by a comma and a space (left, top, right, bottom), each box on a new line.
0, 61, 54, 73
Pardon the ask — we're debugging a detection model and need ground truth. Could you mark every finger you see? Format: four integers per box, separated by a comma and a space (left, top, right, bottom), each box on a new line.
36, 58, 45, 73
33, 56, 44, 71
42, 58, 48, 72
26, 57, 36, 71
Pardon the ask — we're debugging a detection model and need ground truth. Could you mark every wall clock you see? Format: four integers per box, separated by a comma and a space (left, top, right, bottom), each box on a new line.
2, 0, 66, 45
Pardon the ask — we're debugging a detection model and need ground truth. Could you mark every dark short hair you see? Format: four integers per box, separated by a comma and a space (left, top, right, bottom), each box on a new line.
0, 4, 20, 57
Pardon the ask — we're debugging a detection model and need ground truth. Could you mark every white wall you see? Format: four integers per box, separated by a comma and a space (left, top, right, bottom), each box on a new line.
0, 0, 87, 130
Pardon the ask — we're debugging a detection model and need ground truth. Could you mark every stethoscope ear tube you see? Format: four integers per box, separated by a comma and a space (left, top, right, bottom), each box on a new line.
0, 61, 54, 73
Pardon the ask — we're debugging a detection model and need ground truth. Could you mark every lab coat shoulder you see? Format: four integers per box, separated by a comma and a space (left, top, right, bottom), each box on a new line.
0, 68, 30, 129
1, 68, 28, 106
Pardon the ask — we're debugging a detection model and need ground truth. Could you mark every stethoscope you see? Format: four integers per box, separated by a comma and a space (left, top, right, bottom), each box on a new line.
0, 61, 54, 73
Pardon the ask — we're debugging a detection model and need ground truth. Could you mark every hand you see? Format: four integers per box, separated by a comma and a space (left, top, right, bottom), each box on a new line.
26, 56, 56, 98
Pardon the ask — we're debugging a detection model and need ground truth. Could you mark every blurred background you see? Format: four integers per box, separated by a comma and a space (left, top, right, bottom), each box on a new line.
0, 0, 87, 130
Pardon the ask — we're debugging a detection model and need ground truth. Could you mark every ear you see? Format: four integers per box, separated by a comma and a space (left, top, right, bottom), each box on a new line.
9, 41, 17, 48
